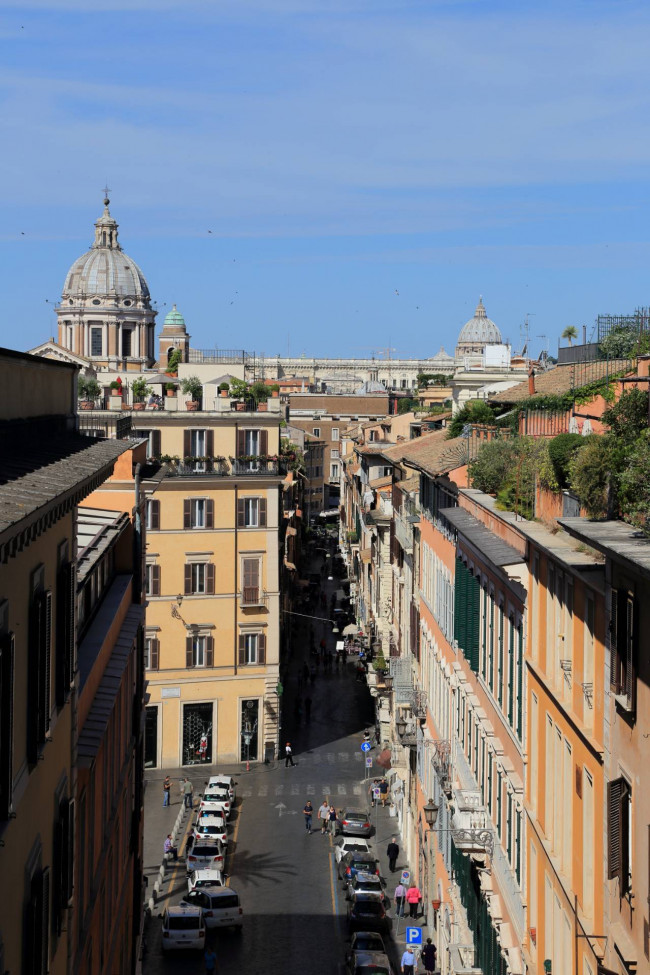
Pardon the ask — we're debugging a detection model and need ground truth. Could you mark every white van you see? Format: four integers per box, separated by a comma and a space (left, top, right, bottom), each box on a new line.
180, 886, 243, 930
161, 905, 206, 951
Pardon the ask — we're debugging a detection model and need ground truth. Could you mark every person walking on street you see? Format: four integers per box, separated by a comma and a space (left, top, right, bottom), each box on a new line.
182, 778, 194, 809
420, 939, 437, 974
379, 778, 389, 806
406, 882, 422, 918
204, 946, 218, 974
400, 947, 416, 975
285, 742, 296, 767
163, 775, 171, 806
318, 801, 329, 834
394, 881, 406, 917
328, 804, 338, 836
386, 837, 399, 872
303, 800, 314, 833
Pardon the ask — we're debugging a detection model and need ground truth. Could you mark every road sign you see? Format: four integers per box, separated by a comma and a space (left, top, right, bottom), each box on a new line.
406, 927, 423, 946
361, 741, 371, 752
400, 869, 410, 884
365, 756, 373, 768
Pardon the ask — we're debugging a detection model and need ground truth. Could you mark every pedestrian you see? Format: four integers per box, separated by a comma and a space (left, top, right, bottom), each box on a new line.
163, 834, 177, 861
371, 780, 381, 807
379, 778, 389, 806
406, 882, 422, 918
183, 778, 194, 809
394, 881, 406, 917
420, 938, 437, 975
328, 804, 338, 836
400, 946, 416, 975
303, 800, 313, 833
285, 742, 296, 767
305, 695, 312, 720
318, 801, 329, 834
204, 946, 218, 974
386, 837, 399, 872
163, 775, 171, 807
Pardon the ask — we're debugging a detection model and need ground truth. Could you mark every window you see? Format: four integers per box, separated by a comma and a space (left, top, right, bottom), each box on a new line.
608, 776, 632, 896
90, 328, 102, 356
146, 500, 160, 531
55, 544, 75, 710
330, 463, 340, 480
185, 634, 214, 668
24, 865, 50, 975
183, 498, 214, 529
28, 568, 52, 765
313, 427, 321, 437
144, 637, 159, 670
331, 449, 339, 460
184, 562, 215, 595
610, 588, 637, 712
332, 428, 339, 441
238, 632, 266, 665
122, 329, 132, 357
145, 563, 160, 596
0, 611, 14, 820
52, 796, 74, 942
237, 497, 267, 528
133, 429, 161, 459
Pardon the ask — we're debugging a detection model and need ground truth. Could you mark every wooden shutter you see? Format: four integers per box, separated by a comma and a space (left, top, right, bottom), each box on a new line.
625, 595, 637, 712
516, 623, 524, 739
55, 569, 67, 708
453, 557, 467, 652
52, 812, 63, 938
243, 558, 259, 602
206, 430, 214, 457
237, 498, 246, 527
184, 430, 191, 457
27, 596, 39, 764
41, 591, 52, 741
150, 500, 160, 530
66, 800, 75, 903
150, 639, 159, 670
184, 564, 192, 595
259, 498, 267, 527
237, 430, 246, 457
206, 563, 215, 594
609, 588, 619, 691
66, 562, 76, 689
151, 565, 161, 596
258, 633, 266, 664
260, 430, 268, 455
206, 500, 214, 529
238, 635, 246, 666
206, 637, 214, 668
0, 632, 14, 820
186, 637, 194, 668
608, 777, 623, 881
466, 573, 480, 673
497, 604, 504, 704
151, 430, 161, 458
183, 499, 191, 529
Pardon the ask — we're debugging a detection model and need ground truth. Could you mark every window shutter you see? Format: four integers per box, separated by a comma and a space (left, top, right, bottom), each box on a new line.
497, 605, 504, 705
152, 430, 161, 458
184, 430, 191, 457
206, 430, 214, 457
237, 499, 245, 527
516, 624, 524, 739
260, 430, 268, 455
184, 564, 192, 595
66, 799, 75, 903
52, 813, 63, 937
206, 563, 215, 594
183, 499, 191, 529
186, 637, 194, 668
42, 591, 52, 740
607, 777, 623, 882
41, 867, 50, 975
55, 570, 67, 708
66, 562, 76, 689
151, 565, 161, 597
27, 596, 39, 764
206, 637, 214, 668
625, 595, 637, 712
467, 573, 480, 672
238, 635, 246, 666
609, 588, 619, 691
259, 498, 267, 527
0, 632, 14, 820
258, 633, 266, 664
237, 430, 246, 456
150, 639, 159, 670
150, 500, 160, 530
206, 500, 214, 529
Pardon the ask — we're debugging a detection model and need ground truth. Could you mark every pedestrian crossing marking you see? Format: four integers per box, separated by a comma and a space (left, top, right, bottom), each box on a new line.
258, 785, 268, 796
290, 784, 300, 795
352, 785, 362, 795
337, 784, 347, 795
354, 752, 363, 761
275, 785, 284, 795
306, 784, 315, 794
326, 753, 336, 764
322, 785, 331, 794
338, 752, 348, 762
242, 789, 253, 797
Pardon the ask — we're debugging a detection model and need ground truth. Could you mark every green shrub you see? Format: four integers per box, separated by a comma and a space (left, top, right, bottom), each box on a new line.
78, 375, 101, 400
447, 401, 497, 438
618, 432, 650, 535
468, 439, 516, 495
547, 433, 586, 489
568, 436, 610, 518
180, 375, 203, 401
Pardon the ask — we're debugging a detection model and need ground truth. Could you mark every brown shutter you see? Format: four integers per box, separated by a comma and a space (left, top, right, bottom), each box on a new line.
608, 777, 623, 882
152, 430, 161, 458
41, 866, 50, 973
625, 595, 637, 711
151, 565, 161, 596
186, 637, 194, 668
258, 633, 266, 664
184, 564, 192, 595
609, 588, 619, 691
206, 637, 214, 668
260, 429, 268, 455
259, 498, 267, 527
150, 639, 159, 670
0, 633, 14, 820
206, 500, 214, 529
238, 635, 246, 666
67, 562, 76, 686
237, 498, 245, 527
237, 430, 245, 457
206, 430, 214, 457
184, 430, 191, 457
150, 500, 160, 530
206, 563, 215, 594
42, 590, 52, 740
183, 499, 191, 529
66, 800, 75, 903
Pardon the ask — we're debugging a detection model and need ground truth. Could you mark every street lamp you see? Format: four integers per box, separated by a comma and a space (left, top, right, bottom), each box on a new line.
423, 798, 439, 829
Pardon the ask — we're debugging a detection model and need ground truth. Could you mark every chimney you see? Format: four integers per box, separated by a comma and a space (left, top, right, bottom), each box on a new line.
582, 324, 587, 345
528, 366, 536, 395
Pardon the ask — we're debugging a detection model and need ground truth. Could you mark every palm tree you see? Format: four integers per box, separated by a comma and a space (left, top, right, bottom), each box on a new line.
562, 325, 578, 347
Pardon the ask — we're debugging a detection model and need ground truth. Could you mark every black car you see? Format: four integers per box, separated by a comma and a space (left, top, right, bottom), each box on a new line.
347, 893, 389, 932
339, 852, 381, 884
348, 932, 387, 954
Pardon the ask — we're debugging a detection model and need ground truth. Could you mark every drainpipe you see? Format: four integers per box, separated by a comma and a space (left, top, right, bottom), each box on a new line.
234, 482, 238, 676
134, 462, 142, 604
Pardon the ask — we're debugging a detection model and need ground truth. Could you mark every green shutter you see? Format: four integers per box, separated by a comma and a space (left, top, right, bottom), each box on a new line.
467, 572, 480, 673
454, 557, 466, 650
508, 617, 515, 725
516, 624, 524, 740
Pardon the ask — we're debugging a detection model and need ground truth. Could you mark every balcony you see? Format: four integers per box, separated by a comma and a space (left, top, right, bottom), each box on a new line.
450, 790, 493, 855
240, 587, 269, 609
449, 945, 481, 974
165, 460, 229, 477
231, 459, 285, 477
393, 510, 413, 553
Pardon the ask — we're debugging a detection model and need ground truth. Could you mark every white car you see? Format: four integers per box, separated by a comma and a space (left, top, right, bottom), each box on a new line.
185, 838, 226, 875
199, 787, 231, 818
180, 886, 243, 930
161, 905, 206, 952
192, 811, 228, 845
187, 869, 226, 894
334, 836, 372, 864
207, 774, 236, 801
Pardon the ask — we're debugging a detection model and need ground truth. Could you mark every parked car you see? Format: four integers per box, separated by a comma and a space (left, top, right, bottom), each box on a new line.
187, 869, 226, 894
347, 893, 389, 933
207, 774, 236, 801
191, 813, 228, 846
334, 836, 372, 863
345, 871, 385, 902
347, 932, 387, 954
180, 886, 243, 930
338, 808, 372, 837
345, 949, 394, 975
185, 838, 226, 875
199, 787, 231, 818
161, 905, 206, 951
338, 852, 381, 883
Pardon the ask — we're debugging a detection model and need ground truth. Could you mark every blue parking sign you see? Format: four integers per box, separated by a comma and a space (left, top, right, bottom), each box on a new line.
406, 927, 423, 946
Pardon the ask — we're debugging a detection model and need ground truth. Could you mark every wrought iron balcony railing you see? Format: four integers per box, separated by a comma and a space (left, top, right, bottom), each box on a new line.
240, 588, 269, 608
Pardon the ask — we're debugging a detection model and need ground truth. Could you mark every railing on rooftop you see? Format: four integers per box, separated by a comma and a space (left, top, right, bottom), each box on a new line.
187, 349, 253, 364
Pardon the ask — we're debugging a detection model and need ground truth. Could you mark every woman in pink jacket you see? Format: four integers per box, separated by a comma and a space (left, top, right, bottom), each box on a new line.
406, 883, 422, 918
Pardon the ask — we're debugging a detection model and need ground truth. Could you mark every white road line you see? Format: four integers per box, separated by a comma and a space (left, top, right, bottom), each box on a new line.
352, 785, 362, 795
275, 785, 285, 796
242, 789, 253, 797
290, 784, 300, 795
338, 752, 348, 762
258, 785, 268, 796
337, 784, 347, 795
353, 752, 363, 761
306, 784, 315, 795
327, 753, 336, 764
322, 784, 331, 794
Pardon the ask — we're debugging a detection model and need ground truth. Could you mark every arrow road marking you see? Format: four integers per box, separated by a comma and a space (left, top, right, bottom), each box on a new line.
275, 802, 287, 817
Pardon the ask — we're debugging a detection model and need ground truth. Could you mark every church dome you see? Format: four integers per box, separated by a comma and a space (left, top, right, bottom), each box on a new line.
163, 304, 186, 328
457, 298, 502, 345
62, 197, 151, 306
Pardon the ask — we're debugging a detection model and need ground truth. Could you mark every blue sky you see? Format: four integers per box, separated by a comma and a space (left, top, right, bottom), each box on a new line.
2, 0, 650, 359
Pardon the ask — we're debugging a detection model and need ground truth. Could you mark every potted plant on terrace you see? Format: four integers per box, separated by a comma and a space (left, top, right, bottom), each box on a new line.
181, 375, 203, 411
78, 375, 101, 410
131, 376, 153, 410
165, 382, 177, 397
218, 381, 230, 398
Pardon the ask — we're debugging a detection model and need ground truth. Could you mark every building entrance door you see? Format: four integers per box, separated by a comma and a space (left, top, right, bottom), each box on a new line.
182, 702, 213, 765
144, 706, 158, 768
